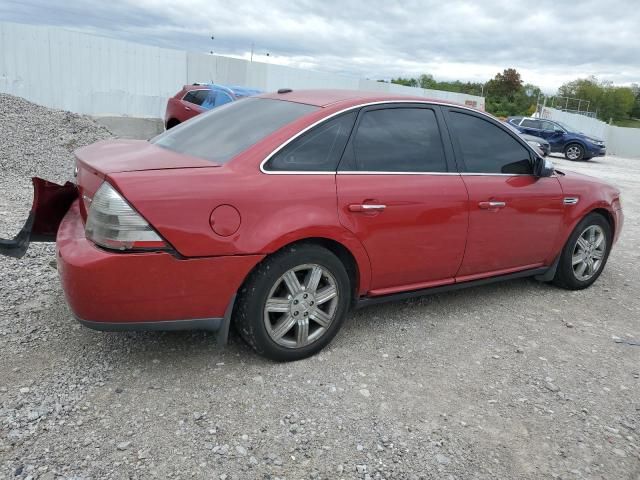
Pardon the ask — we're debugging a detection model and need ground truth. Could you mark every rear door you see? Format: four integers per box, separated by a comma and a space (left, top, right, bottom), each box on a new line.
442, 108, 564, 280
336, 104, 469, 295
178, 89, 209, 121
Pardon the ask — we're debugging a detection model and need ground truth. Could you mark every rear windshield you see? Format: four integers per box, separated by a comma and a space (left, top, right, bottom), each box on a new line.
151, 98, 318, 163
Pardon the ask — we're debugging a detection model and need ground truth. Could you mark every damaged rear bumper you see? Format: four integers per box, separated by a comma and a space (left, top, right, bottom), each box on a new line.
0, 178, 77, 258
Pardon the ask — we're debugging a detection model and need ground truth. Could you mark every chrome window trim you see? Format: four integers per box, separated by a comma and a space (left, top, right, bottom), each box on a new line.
259, 100, 503, 175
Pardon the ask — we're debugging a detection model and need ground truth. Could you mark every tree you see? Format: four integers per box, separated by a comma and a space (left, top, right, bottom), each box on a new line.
484, 68, 536, 117
631, 84, 640, 118
556, 77, 636, 121
390, 77, 418, 87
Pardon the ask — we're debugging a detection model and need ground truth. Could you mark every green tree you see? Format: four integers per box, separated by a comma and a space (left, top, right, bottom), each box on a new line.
556, 77, 636, 121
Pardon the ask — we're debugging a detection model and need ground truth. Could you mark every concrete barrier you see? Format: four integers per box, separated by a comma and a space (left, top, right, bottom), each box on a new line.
0, 21, 484, 119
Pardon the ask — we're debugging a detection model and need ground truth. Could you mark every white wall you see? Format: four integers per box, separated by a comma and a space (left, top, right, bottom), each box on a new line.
540, 107, 640, 159
0, 21, 484, 119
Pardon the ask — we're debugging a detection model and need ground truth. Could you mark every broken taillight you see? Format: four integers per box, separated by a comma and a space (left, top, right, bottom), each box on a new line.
84, 182, 169, 251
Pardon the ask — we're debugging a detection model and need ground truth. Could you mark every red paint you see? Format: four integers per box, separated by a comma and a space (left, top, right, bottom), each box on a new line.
164, 85, 206, 126
56, 202, 263, 320
456, 175, 564, 276
50, 90, 623, 327
336, 174, 468, 290
210, 205, 241, 237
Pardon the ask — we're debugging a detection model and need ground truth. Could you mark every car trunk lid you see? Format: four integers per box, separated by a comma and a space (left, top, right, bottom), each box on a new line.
74, 139, 220, 221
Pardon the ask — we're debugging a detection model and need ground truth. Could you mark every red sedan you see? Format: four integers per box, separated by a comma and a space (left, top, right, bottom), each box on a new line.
1, 90, 623, 361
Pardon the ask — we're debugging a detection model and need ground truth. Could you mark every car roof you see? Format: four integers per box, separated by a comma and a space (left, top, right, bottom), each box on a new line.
184, 83, 263, 97
257, 89, 469, 109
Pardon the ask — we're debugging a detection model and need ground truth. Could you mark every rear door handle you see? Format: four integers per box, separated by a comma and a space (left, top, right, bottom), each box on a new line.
478, 201, 506, 209
348, 203, 386, 212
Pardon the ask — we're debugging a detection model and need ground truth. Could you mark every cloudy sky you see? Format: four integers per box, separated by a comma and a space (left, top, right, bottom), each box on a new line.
1, 0, 638, 92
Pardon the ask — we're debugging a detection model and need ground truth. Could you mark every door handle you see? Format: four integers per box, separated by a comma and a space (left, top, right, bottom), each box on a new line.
348, 203, 386, 212
185, 106, 192, 111
478, 201, 506, 209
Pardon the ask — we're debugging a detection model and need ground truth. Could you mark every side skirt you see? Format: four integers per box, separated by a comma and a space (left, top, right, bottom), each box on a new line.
355, 266, 548, 309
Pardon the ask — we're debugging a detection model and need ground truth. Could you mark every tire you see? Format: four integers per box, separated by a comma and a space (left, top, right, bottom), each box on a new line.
564, 143, 585, 161
166, 119, 180, 130
553, 213, 612, 290
234, 243, 351, 361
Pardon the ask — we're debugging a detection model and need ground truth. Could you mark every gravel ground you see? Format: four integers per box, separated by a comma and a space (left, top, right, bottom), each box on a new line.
0, 94, 639, 479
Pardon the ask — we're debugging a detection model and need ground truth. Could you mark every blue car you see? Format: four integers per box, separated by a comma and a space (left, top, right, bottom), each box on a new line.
507, 116, 606, 161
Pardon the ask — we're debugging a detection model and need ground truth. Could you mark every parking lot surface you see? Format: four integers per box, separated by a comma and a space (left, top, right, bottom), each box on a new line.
1, 97, 639, 479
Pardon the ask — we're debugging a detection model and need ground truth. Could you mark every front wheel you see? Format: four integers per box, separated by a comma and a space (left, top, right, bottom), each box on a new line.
234, 244, 351, 361
564, 143, 585, 161
553, 213, 612, 290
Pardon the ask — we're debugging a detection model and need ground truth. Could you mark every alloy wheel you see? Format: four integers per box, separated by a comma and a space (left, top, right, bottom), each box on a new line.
566, 145, 582, 160
572, 225, 606, 281
263, 264, 339, 348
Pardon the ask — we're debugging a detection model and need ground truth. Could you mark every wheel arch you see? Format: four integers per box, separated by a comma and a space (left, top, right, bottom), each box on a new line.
242, 235, 371, 304
564, 140, 587, 152
166, 118, 180, 129
589, 207, 615, 238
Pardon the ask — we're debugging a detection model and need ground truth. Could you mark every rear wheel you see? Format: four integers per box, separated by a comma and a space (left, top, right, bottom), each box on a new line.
564, 143, 585, 161
553, 213, 612, 290
234, 244, 351, 361
166, 118, 180, 130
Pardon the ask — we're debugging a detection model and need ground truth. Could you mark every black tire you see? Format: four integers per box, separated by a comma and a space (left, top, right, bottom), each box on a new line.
553, 212, 612, 290
234, 243, 351, 361
564, 143, 585, 161
166, 119, 180, 130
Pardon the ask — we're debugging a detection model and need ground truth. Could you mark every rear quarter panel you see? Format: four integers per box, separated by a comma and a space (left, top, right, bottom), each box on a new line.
109, 160, 373, 294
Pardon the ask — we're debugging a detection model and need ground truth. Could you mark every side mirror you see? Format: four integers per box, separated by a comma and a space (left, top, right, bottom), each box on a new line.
554, 128, 564, 134
535, 156, 555, 177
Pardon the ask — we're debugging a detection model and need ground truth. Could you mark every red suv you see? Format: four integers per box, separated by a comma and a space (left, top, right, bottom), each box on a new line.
164, 83, 262, 129
2, 90, 623, 361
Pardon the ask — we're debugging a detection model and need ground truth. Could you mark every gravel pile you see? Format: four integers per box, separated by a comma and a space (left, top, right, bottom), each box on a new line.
0, 94, 112, 237
0, 96, 639, 479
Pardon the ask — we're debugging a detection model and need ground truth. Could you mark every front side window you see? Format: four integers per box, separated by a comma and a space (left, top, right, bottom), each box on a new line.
266, 112, 356, 171
447, 111, 533, 175
152, 98, 317, 163
542, 120, 563, 132
341, 107, 447, 172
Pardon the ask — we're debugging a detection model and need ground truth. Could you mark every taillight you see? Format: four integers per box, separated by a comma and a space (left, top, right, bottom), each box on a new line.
85, 182, 169, 251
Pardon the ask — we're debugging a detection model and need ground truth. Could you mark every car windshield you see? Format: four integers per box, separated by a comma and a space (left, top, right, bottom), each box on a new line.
151, 98, 317, 163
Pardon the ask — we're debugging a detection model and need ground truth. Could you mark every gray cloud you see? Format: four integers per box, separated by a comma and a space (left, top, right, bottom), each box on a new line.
1, 0, 638, 92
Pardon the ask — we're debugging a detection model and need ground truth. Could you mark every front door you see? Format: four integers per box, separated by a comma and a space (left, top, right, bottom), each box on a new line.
443, 108, 564, 280
336, 105, 469, 294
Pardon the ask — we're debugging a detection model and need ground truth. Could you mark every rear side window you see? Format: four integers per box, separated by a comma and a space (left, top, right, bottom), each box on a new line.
341, 108, 447, 172
183, 90, 209, 106
265, 112, 356, 171
520, 119, 542, 129
152, 98, 317, 163
447, 111, 533, 174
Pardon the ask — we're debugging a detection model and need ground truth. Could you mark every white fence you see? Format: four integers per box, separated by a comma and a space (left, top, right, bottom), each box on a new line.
540, 107, 640, 158
0, 21, 484, 119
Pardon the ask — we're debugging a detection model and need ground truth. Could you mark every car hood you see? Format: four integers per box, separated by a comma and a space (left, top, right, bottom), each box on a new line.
573, 131, 604, 143
74, 139, 219, 175
556, 169, 620, 197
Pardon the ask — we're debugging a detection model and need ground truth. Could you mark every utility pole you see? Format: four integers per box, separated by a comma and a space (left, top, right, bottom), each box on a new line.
250, 42, 254, 62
